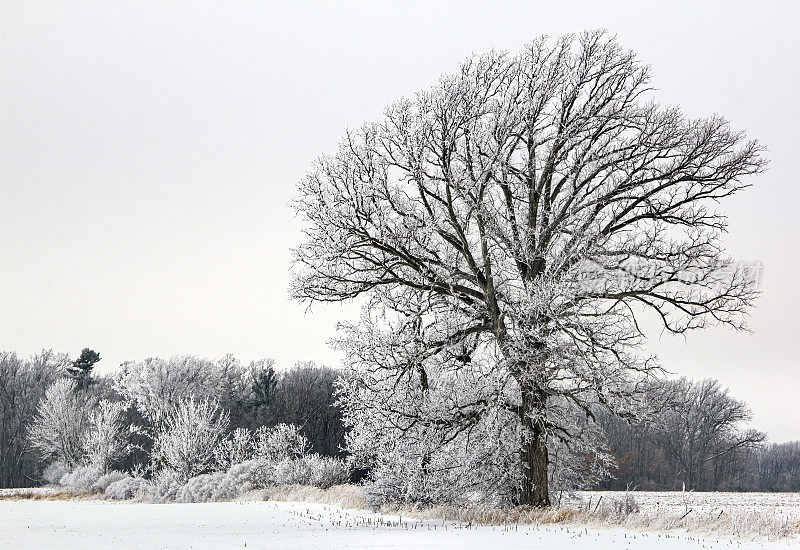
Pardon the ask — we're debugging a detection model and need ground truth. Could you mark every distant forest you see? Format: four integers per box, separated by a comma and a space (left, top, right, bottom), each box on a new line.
596, 378, 799, 492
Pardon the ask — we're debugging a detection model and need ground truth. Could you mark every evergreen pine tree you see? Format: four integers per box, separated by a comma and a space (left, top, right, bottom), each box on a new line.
66, 348, 101, 389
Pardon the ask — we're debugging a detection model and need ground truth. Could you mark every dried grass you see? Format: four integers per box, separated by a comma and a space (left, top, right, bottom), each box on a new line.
239, 484, 368, 509
382, 500, 800, 540
240, 484, 800, 540
0, 489, 100, 501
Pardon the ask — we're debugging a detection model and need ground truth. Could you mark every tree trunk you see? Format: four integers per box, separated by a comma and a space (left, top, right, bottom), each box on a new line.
520, 384, 551, 507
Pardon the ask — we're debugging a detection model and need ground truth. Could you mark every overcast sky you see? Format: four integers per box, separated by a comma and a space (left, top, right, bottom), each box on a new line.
2, 1, 798, 441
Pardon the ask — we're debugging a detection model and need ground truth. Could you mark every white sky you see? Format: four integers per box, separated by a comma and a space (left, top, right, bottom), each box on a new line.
2, 1, 798, 441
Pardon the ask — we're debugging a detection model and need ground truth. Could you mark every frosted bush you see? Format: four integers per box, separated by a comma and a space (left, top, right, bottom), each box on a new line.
91, 470, 128, 492
368, 460, 424, 504
213, 428, 255, 470
273, 457, 307, 486
363, 438, 455, 505
272, 454, 348, 488
150, 469, 184, 503
59, 465, 102, 492
105, 475, 151, 500
176, 472, 237, 503
210, 473, 239, 501
130, 453, 350, 503
305, 455, 349, 489
42, 461, 69, 485
351, 413, 523, 506
225, 459, 273, 492
176, 473, 212, 502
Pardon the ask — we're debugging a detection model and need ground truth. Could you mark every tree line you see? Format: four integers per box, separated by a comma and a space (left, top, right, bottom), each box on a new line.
0, 349, 344, 489
0, 347, 797, 493
597, 378, 800, 492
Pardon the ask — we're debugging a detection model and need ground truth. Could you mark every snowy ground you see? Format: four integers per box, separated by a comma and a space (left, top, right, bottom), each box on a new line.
0, 496, 797, 549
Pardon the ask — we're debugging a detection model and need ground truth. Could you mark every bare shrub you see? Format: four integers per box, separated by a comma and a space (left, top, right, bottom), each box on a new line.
612, 493, 640, 515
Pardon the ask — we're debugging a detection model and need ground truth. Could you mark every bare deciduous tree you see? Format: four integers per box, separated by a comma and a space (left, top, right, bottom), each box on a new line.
113, 355, 249, 428
757, 442, 800, 492
0, 350, 63, 487
83, 400, 136, 474
254, 423, 311, 462
271, 363, 345, 456
152, 396, 229, 480
27, 378, 88, 469
293, 31, 765, 506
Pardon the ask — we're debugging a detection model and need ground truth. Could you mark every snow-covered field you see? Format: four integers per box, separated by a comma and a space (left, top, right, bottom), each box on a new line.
573, 490, 800, 522
0, 493, 797, 549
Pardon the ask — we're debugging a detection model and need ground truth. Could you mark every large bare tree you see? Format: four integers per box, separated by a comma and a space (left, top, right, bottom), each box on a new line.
292, 31, 765, 506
